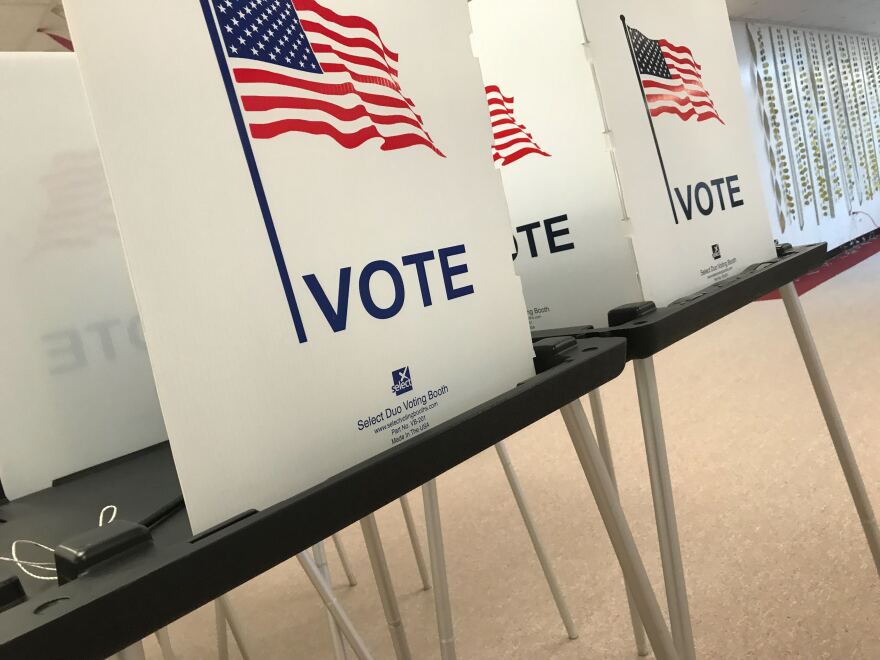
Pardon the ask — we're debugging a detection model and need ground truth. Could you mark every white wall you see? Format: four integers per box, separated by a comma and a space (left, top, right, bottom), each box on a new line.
731, 20, 880, 249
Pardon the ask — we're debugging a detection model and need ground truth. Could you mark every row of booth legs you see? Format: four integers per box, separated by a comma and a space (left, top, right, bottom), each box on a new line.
116, 284, 880, 660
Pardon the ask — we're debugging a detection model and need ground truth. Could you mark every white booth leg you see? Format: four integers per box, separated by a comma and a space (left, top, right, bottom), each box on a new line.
494, 440, 579, 640
399, 495, 432, 591
298, 553, 375, 660
216, 596, 255, 660
115, 641, 146, 660
588, 389, 650, 657
560, 400, 680, 660
154, 628, 177, 660
633, 358, 696, 660
422, 480, 457, 660
332, 534, 359, 587
314, 542, 350, 660
780, 283, 880, 575
214, 599, 230, 660
360, 515, 412, 660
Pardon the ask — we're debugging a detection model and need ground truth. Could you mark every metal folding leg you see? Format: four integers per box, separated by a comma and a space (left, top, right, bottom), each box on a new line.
422, 480, 456, 660
560, 399, 679, 660
633, 358, 696, 660
494, 440, 579, 640
780, 283, 880, 575
314, 542, 349, 660
331, 534, 359, 587
588, 389, 649, 657
215, 599, 230, 660
215, 596, 255, 660
360, 515, 412, 660
154, 628, 177, 660
297, 553, 374, 660
399, 495, 432, 591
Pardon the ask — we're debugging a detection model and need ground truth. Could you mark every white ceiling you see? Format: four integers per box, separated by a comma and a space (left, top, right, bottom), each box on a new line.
727, 0, 880, 35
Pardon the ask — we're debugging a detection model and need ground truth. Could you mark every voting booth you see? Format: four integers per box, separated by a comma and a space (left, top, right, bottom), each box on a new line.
0, 2, 688, 659
472, 2, 880, 660
43, 2, 683, 659
0, 53, 166, 500
0, 18, 677, 658
64, 0, 537, 534
471, 0, 777, 331
1, 2, 876, 659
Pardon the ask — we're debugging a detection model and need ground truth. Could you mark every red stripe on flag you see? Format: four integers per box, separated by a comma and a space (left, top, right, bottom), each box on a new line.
37, 29, 73, 51
642, 79, 711, 99
661, 50, 701, 72
485, 85, 515, 104
649, 106, 722, 122
295, 0, 399, 63
300, 20, 399, 75
494, 135, 538, 152
234, 67, 411, 110
493, 127, 532, 141
658, 39, 700, 67
491, 118, 528, 130
311, 42, 396, 78
319, 62, 402, 94
249, 117, 443, 155
241, 95, 424, 130
499, 146, 551, 166
645, 93, 716, 109
666, 62, 702, 80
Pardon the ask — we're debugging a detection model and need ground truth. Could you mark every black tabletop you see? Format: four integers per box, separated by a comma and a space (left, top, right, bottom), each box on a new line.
534, 243, 827, 359
0, 443, 187, 600
0, 335, 626, 660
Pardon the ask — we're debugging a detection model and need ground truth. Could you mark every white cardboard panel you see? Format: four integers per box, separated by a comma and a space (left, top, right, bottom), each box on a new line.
578, 0, 777, 304
0, 53, 166, 499
470, 0, 643, 331
64, 0, 535, 532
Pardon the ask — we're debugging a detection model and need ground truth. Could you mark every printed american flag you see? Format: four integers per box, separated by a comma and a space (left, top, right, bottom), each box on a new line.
627, 26, 723, 124
30, 150, 118, 258
209, 0, 443, 155
486, 85, 550, 167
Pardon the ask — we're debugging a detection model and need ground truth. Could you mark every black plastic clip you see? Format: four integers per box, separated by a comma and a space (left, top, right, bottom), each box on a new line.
608, 301, 657, 327
54, 521, 153, 585
775, 242, 794, 257
532, 337, 578, 372
0, 573, 25, 613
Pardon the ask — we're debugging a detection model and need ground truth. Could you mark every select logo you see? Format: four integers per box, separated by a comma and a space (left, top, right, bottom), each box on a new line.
391, 366, 413, 396
711, 244, 722, 260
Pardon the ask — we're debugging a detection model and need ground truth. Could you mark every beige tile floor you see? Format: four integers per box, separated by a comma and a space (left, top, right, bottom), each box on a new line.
144, 253, 880, 659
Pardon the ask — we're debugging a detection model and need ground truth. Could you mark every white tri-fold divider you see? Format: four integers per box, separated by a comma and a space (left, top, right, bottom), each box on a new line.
472, 0, 880, 658
0, 52, 167, 509
0, 50, 485, 660
61, 0, 634, 658
0, 52, 178, 660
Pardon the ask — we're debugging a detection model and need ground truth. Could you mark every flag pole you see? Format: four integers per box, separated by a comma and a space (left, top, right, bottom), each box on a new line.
620, 15, 679, 225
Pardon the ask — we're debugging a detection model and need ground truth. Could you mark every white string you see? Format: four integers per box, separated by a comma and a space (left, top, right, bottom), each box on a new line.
1, 505, 118, 582
10, 540, 57, 581
99, 505, 117, 527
